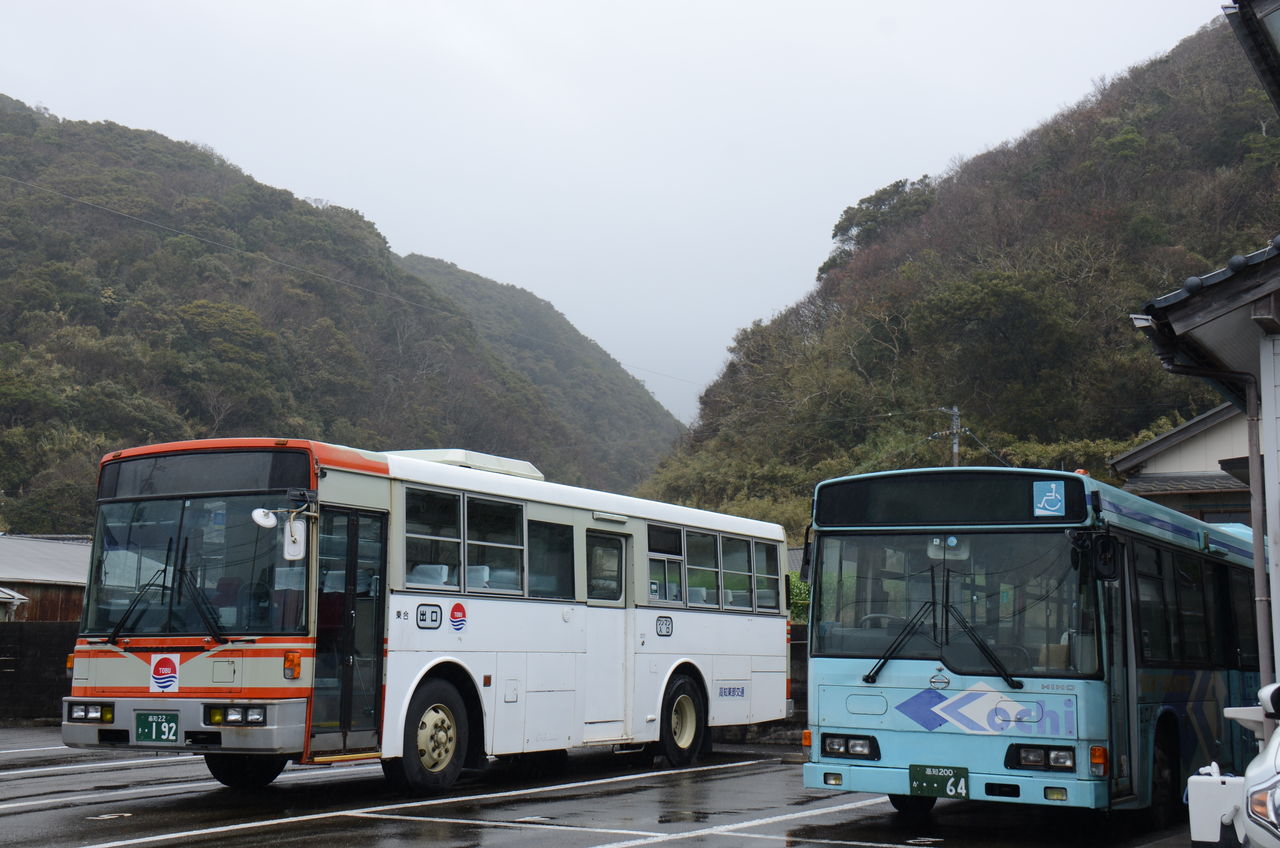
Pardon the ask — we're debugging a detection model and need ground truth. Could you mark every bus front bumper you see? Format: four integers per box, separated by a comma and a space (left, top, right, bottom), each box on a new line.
803, 762, 1109, 809
62, 697, 307, 754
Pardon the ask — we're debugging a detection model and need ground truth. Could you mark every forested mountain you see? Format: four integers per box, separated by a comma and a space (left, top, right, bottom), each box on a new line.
639, 20, 1276, 538
0, 94, 680, 533
397, 254, 682, 491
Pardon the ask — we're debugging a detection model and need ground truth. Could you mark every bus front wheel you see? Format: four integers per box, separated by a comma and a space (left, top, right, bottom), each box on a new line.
1146, 735, 1183, 829
659, 674, 706, 768
204, 753, 288, 789
397, 678, 469, 793
888, 794, 937, 817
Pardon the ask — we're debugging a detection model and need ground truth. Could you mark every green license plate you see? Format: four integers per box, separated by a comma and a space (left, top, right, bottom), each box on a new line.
135, 712, 179, 743
908, 764, 969, 798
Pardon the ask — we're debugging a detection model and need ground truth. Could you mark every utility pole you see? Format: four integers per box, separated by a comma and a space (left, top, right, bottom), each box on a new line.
943, 406, 960, 466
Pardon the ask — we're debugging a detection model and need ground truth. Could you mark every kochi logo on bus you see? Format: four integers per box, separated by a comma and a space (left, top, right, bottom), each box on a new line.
896, 682, 1076, 736
449, 602, 467, 632
149, 654, 180, 692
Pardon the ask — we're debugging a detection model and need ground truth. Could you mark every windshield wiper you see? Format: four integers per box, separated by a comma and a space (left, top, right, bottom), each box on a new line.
107, 538, 174, 645
862, 601, 936, 684
176, 538, 228, 644
945, 603, 1024, 690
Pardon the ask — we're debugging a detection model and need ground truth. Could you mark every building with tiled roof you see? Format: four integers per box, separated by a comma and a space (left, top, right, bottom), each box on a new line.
1109, 403, 1251, 525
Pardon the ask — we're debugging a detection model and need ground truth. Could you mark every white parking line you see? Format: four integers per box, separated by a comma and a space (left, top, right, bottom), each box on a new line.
588, 796, 900, 848
352, 812, 659, 839
356, 799, 910, 848
0, 745, 69, 755
0, 755, 196, 778
76, 759, 771, 848
0, 763, 383, 813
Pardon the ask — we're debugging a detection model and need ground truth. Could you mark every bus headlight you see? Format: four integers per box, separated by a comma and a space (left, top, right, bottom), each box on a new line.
68, 702, 114, 723
821, 734, 880, 760
205, 704, 268, 726
1007, 744, 1075, 772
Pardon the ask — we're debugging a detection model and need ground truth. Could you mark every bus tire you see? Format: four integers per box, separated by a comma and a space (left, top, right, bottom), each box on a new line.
1147, 734, 1183, 829
398, 677, 468, 793
659, 674, 706, 768
888, 794, 937, 817
204, 753, 288, 789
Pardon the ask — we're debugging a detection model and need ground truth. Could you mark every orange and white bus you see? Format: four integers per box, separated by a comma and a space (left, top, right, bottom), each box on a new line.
63, 438, 789, 792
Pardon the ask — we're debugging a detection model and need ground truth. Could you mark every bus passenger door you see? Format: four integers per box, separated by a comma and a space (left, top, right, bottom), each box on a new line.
1104, 544, 1136, 801
583, 531, 628, 742
312, 508, 387, 755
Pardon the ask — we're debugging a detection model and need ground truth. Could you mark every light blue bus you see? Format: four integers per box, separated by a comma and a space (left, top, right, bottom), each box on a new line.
801, 467, 1260, 822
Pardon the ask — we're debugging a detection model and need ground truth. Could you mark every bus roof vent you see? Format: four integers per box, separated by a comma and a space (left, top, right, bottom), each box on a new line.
386, 449, 545, 481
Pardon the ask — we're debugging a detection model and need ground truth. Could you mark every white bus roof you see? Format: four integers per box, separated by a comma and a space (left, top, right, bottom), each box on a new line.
382, 450, 784, 541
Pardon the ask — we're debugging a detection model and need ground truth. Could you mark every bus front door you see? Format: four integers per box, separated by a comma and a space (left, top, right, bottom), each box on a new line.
1105, 555, 1136, 802
311, 508, 387, 755
583, 531, 629, 743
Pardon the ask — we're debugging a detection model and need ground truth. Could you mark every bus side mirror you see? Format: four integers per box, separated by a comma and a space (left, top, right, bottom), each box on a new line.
799, 524, 813, 582
283, 517, 307, 561
1093, 536, 1118, 581
1066, 530, 1118, 581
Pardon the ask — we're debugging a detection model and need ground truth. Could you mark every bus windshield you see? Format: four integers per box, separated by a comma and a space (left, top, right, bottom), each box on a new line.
812, 531, 1098, 677
83, 494, 307, 636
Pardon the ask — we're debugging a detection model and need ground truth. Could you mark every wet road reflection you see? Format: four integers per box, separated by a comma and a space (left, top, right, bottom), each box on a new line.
0, 730, 1190, 848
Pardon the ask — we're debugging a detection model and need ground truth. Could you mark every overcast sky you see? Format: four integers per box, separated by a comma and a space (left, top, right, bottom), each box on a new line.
1, 2, 1224, 422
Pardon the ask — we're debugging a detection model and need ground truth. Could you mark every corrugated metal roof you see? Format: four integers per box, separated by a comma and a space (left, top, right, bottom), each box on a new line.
0, 536, 90, 586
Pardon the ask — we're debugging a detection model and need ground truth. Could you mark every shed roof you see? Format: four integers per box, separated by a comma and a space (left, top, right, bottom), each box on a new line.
0, 535, 90, 586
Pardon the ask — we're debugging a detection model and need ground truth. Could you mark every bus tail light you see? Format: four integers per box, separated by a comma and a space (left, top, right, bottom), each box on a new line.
283, 651, 301, 680
1090, 746, 1109, 777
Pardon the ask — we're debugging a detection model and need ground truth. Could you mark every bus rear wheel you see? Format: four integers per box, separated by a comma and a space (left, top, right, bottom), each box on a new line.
204, 753, 288, 789
659, 674, 706, 768
395, 678, 469, 794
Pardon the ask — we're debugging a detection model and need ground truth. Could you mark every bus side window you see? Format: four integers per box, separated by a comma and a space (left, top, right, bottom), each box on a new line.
587, 532, 624, 601
529, 521, 575, 599
1174, 554, 1209, 663
405, 489, 461, 589
1134, 543, 1172, 662
1229, 567, 1260, 670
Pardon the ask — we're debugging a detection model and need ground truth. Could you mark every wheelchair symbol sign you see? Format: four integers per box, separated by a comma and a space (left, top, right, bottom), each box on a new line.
1033, 481, 1066, 517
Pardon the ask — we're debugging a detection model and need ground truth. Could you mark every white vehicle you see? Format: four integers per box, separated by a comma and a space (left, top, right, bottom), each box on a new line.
63, 439, 790, 792
1189, 683, 1280, 847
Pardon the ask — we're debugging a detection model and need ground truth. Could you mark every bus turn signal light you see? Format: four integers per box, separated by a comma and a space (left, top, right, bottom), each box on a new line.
802, 729, 812, 749
1090, 746, 1108, 777
283, 651, 301, 680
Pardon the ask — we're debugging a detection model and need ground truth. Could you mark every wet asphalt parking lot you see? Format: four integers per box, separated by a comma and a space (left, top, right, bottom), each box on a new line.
0, 726, 1198, 848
